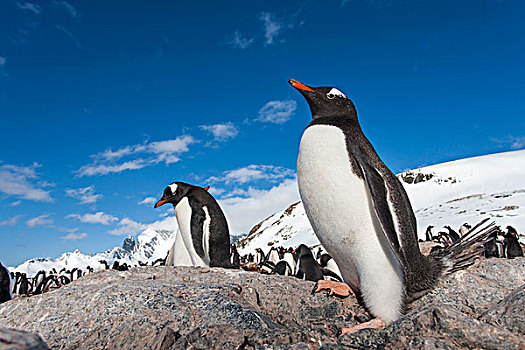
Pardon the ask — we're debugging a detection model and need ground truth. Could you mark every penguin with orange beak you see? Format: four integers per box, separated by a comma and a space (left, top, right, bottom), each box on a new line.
154, 182, 231, 268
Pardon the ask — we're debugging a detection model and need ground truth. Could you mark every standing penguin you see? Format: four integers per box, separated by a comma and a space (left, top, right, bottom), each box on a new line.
443, 226, 460, 242
154, 182, 231, 268
0, 262, 12, 303
290, 79, 496, 333
503, 226, 523, 259
459, 223, 472, 236
425, 226, 434, 242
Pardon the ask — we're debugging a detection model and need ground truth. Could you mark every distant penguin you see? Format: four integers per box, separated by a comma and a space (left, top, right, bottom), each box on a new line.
154, 182, 231, 268
230, 244, 240, 268
459, 223, 472, 236
319, 253, 343, 281
503, 227, 523, 259
425, 226, 434, 242
98, 260, 109, 271
291, 78, 496, 331
443, 226, 460, 242
255, 248, 265, 265
17, 273, 29, 295
274, 261, 293, 276
266, 247, 280, 264
0, 262, 12, 303
295, 245, 340, 282
483, 231, 500, 258
281, 249, 296, 274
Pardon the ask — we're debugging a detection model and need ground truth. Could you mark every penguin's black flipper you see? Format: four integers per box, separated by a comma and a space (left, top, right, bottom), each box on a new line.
321, 268, 343, 282
356, 159, 405, 267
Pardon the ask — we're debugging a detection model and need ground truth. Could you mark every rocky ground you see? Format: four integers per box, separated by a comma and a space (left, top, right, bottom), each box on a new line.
0, 258, 524, 350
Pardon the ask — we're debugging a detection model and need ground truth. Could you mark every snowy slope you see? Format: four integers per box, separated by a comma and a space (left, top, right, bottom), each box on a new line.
239, 150, 525, 255
12, 217, 178, 277
12, 150, 525, 274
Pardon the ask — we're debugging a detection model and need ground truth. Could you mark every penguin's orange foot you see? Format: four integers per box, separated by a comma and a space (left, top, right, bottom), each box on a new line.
312, 280, 354, 297
339, 318, 386, 335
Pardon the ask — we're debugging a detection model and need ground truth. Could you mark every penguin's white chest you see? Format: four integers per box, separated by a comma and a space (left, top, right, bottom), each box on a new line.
297, 124, 404, 324
175, 198, 209, 267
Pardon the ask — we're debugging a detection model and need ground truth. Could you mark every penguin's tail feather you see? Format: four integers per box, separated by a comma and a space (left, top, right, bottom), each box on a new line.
433, 218, 497, 275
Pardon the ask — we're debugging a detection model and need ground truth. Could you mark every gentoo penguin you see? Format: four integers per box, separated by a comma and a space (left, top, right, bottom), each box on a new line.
154, 182, 231, 268
294, 245, 341, 282
255, 248, 265, 265
274, 260, 293, 276
425, 225, 434, 242
483, 231, 500, 258
319, 253, 343, 281
443, 226, 460, 242
459, 223, 472, 236
0, 262, 12, 303
503, 227, 523, 259
290, 79, 496, 333
230, 244, 240, 268
266, 247, 280, 264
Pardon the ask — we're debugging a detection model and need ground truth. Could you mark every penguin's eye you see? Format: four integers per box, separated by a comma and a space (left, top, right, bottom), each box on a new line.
327, 93, 335, 99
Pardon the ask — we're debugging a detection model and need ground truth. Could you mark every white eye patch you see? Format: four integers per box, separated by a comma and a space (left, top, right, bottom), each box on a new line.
326, 88, 347, 99
168, 183, 178, 195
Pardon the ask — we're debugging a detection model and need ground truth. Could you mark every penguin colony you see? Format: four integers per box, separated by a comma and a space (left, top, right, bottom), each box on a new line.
1, 80, 523, 336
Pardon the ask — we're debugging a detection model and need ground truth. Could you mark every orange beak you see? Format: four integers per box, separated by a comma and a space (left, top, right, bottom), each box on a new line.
288, 79, 314, 92
154, 199, 167, 208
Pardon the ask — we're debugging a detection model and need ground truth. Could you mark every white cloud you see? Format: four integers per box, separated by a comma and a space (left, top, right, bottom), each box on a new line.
62, 232, 88, 241
109, 218, 147, 236
0, 215, 21, 226
0, 162, 53, 202
55, 25, 81, 48
200, 122, 238, 142
260, 12, 282, 45
228, 31, 254, 49
77, 160, 147, 177
77, 135, 195, 177
209, 165, 295, 185
16, 2, 42, 14
26, 214, 54, 228
219, 178, 300, 234
255, 100, 297, 124
55, 1, 80, 20
492, 136, 525, 150
66, 212, 118, 225
138, 197, 156, 206
9, 200, 22, 207
65, 185, 103, 204
0, 57, 5, 68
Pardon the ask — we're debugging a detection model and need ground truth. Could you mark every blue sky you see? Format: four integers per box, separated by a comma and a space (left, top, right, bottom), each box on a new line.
0, 0, 523, 266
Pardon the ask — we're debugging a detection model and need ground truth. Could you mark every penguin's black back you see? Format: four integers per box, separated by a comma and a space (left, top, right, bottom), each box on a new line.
296, 245, 325, 282
484, 233, 499, 258
504, 233, 524, 259
186, 186, 231, 268
0, 263, 11, 303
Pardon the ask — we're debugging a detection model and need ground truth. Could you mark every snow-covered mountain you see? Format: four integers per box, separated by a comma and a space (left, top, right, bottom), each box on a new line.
12, 150, 525, 275
239, 150, 525, 254
12, 217, 178, 276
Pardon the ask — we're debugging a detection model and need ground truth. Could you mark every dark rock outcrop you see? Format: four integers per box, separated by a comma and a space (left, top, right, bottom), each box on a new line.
0, 259, 523, 349
0, 328, 49, 350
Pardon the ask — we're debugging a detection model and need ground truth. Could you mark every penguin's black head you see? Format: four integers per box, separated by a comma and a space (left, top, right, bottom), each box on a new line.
296, 244, 313, 258
154, 182, 192, 208
288, 79, 357, 120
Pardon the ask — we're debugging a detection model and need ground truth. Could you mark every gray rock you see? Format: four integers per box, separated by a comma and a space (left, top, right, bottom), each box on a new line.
0, 328, 49, 350
0, 258, 523, 349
